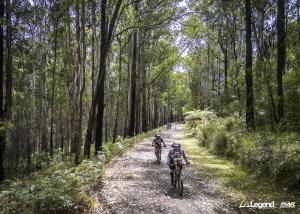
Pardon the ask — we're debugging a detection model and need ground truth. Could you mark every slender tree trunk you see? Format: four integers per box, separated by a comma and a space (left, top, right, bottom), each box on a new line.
245, 0, 255, 130
91, 0, 96, 98
84, 0, 122, 157
112, 40, 122, 143
94, 0, 108, 155
49, 29, 57, 157
59, 101, 64, 153
128, 3, 138, 137
0, 0, 4, 182
297, 0, 300, 63
95, 81, 105, 153
39, 19, 48, 154
72, 0, 86, 164
25, 115, 31, 169
267, 82, 277, 124
4, 0, 12, 121
153, 94, 158, 128
218, 28, 228, 94
141, 65, 147, 132
224, 45, 228, 93
276, 0, 286, 121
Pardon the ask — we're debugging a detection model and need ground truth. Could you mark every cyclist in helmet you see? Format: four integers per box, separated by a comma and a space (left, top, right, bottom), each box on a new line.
152, 134, 166, 164
167, 142, 190, 186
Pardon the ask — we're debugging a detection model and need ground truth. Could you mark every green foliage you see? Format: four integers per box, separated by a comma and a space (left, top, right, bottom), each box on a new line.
184, 109, 217, 129
0, 155, 100, 213
0, 128, 161, 213
186, 110, 300, 190
284, 66, 300, 131
0, 121, 14, 132
212, 129, 228, 156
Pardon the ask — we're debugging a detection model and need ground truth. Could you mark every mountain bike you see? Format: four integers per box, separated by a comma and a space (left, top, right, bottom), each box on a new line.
155, 146, 162, 164
172, 157, 184, 196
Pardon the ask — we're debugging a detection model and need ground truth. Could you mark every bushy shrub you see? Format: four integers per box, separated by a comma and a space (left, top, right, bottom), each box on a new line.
185, 110, 217, 129
196, 123, 215, 147
212, 128, 228, 156
186, 110, 300, 189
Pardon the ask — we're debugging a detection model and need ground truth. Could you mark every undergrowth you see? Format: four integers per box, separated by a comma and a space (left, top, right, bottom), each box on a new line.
0, 128, 161, 214
185, 110, 300, 190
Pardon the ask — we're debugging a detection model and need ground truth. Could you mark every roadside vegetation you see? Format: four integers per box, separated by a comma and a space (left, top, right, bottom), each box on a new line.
0, 128, 160, 213
183, 110, 300, 212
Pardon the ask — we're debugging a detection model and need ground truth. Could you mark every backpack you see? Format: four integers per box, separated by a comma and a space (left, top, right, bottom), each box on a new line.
154, 137, 162, 148
172, 146, 183, 166
172, 146, 181, 159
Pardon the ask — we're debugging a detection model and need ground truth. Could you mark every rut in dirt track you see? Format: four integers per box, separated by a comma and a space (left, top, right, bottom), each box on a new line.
89, 125, 240, 214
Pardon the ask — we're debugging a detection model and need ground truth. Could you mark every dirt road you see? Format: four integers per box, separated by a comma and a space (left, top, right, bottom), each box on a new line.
89, 125, 239, 214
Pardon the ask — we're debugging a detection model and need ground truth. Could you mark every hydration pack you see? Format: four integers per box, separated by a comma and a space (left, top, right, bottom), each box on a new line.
154, 137, 162, 148
172, 146, 181, 158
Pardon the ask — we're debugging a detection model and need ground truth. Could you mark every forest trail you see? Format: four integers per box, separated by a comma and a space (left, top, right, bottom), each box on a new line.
89, 125, 239, 214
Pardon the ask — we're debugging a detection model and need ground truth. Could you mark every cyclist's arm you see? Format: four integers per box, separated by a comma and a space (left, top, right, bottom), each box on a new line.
181, 150, 189, 163
152, 138, 155, 146
167, 149, 172, 164
161, 138, 166, 146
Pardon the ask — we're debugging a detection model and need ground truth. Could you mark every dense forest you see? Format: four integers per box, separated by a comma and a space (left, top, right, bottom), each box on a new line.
0, 0, 300, 213
0, 0, 189, 179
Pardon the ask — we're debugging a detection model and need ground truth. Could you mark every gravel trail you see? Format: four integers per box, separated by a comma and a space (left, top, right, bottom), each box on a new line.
89, 125, 240, 214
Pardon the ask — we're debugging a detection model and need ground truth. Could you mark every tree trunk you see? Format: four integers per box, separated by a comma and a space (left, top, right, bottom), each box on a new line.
91, 0, 96, 99
39, 19, 48, 154
224, 45, 228, 93
49, 29, 57, 157
95, 81, 105, 153
112, 39, 122, 143
84, 0, 122, 157
245, 0, 255, 130
94, 0, 108, 155
128, 3, 138, 137
4, 0, 12, 121
276, 0, 286, 122
0, 0, 4, 182
297, 0, 300, 63
59, 102, 64, 153
72, 0, 86, 164
141, 66, 147, 132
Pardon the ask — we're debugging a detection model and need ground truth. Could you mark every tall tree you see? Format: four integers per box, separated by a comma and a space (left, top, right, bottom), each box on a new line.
245, 0, 255, 129
128, 3, 138, 137
84, 0, 123, 158
72, 0, 86, 164
4, 0, 12, 121
49, 25, 57, 157
0, 0, 4, 182
91, 0, 96, 99
276, 0, 286, 122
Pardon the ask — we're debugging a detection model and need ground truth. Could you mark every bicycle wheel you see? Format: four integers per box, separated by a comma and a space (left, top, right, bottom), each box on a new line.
177, 174, 183, 196
179, 177, 183, 196
174, 174, 177, 187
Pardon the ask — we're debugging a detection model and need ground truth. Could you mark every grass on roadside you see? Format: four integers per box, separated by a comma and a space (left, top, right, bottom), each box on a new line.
180, 130, 300, 213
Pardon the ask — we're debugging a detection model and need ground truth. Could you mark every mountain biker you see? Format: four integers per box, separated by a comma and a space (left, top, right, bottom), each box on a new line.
167, 142, 190, 186
152, 134, 166, 164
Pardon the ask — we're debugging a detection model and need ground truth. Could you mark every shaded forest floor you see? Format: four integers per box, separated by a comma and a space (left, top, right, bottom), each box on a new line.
88, 125, 239, 214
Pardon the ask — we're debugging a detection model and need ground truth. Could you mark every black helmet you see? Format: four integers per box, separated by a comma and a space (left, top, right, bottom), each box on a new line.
155, 134, 160, 137
171, 142, 180, 147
